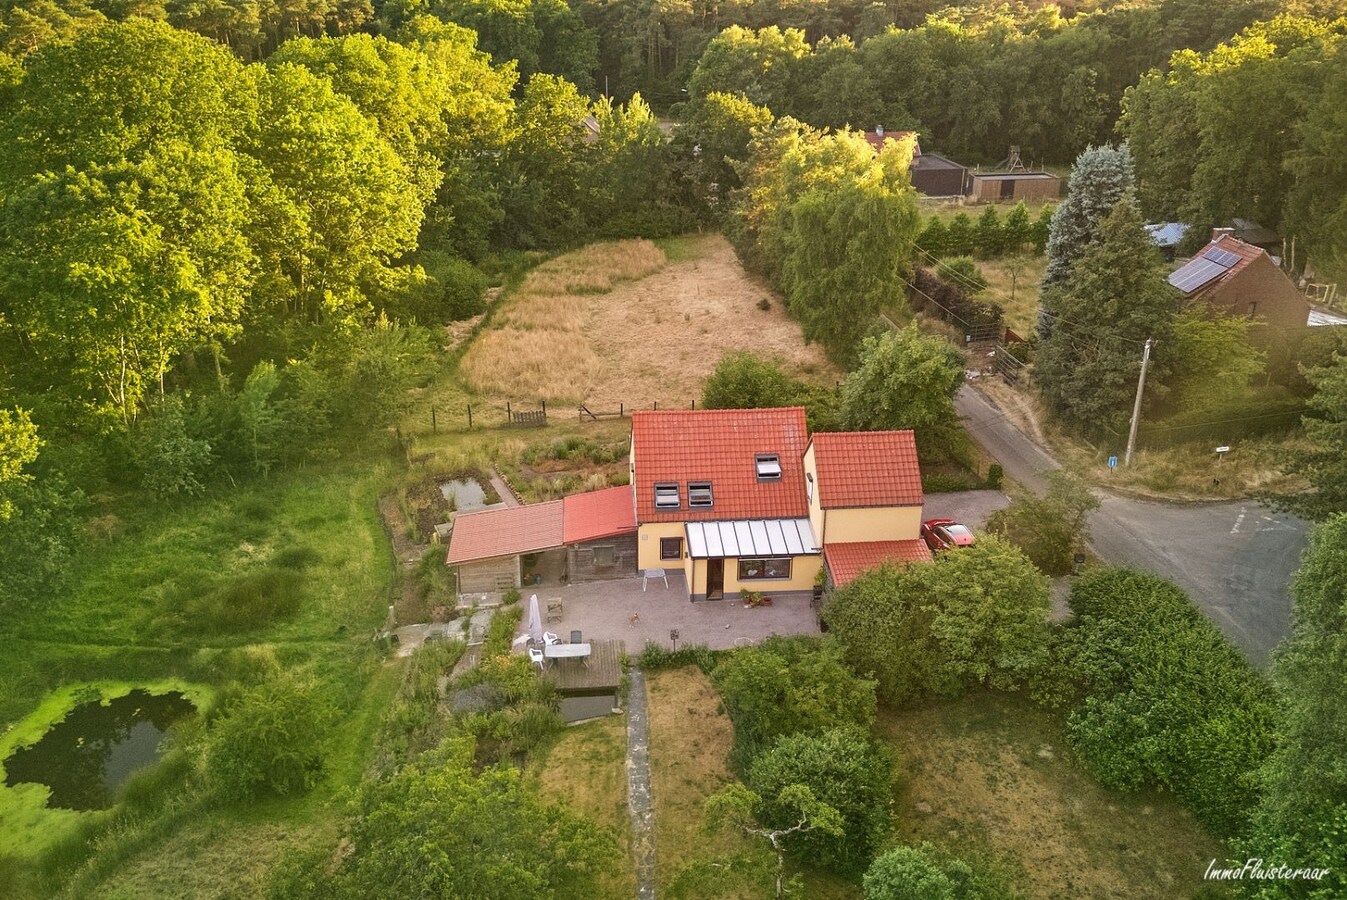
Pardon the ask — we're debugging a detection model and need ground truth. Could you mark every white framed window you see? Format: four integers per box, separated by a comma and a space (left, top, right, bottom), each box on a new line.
755, 454, 782, 481
738, 557, 792, 580
654, 483, 680, 509
806, 472, 814, 502
688, 481, 713, 508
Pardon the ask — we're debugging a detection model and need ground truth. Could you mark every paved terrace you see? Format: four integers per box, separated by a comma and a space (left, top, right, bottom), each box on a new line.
515, 573, 820, 652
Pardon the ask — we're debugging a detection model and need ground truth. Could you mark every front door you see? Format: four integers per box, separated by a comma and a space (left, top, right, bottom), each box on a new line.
706, 558, 724, 600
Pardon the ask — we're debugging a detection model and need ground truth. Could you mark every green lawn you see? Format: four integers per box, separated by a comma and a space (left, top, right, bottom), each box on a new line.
0, 459, 403, 897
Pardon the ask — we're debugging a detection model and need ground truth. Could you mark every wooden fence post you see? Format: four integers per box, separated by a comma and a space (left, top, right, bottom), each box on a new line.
467, 404, 473, 429
506, 401, 512, 424
431, 407, 437, 433
620, 403, 624, 418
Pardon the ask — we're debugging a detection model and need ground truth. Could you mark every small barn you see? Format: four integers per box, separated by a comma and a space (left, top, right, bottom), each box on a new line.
561, 486, 638, 582
910, 152, 967, 198
966, 171, 1061, 203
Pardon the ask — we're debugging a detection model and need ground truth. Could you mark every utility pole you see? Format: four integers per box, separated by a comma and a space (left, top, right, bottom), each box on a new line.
1124, 338, 1153, 467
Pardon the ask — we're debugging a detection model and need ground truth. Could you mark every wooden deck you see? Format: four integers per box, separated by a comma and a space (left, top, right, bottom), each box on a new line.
543, 639, 624, 693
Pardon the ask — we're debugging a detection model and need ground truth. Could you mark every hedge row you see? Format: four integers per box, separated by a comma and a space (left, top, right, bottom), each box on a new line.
1061, 568, 1277, 836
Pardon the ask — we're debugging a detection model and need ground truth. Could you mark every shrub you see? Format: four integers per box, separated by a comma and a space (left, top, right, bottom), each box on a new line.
481, 604, 524, 659
747, 727, 892, 874
983, 464, 1003, 490
395, 251, 488, 324
864, 843, 1011, 899
985, 470, 1098, 575
823, 536, 1050, 705
712, 635, 876, 770
133, 395, 213, 498
937, 256, 988, 293
1059, 568, 1277, 836
638, 641, 718, 672
702, 351, 798, 410
207, 675, 333, 802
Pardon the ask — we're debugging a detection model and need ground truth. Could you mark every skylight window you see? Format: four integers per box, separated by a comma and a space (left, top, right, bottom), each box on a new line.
755, 454, 782, 481
688, 481, 714, 508
654, 483, 680, 509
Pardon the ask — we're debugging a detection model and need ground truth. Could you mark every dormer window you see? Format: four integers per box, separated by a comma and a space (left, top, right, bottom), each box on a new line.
755, 454, 782, 481
654, 483, 680, 509
688, 481, 713, 508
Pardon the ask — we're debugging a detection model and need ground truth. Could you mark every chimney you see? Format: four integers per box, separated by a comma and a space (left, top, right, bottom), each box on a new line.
1212, 226, 1236, 242
875, 125, 884, 137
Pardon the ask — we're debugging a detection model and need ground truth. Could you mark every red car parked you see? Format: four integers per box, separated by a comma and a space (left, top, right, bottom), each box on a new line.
921, 518, 976, 552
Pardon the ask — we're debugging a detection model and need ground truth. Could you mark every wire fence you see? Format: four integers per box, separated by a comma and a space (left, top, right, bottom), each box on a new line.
419, 397, 706, 436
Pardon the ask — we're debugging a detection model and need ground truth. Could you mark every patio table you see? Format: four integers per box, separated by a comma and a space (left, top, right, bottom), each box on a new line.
544, 642, 592, 659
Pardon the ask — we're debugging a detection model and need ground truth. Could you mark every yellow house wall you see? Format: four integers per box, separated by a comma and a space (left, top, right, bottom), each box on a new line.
822, 506, 922, 543
637, 522, 688, 570
721, 554, 822, 595
803, 444, 825, 546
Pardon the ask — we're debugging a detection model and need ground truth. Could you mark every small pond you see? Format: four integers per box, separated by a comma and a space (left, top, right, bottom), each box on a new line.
440, 478, 490, 512
3, 689, 197, 811
560, 690, 619, 724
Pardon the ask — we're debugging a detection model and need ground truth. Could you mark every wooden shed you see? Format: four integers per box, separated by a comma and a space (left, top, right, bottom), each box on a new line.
967, 171, 1061, 203
910, 152, 968, 198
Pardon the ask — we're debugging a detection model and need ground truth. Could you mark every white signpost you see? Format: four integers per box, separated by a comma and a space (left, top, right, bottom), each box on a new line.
1215, 445, 1230, 464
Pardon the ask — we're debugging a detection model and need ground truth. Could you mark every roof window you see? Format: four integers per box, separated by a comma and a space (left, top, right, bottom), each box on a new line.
688, 481, 714, 508
654, 483, 680, 509
755, 454, 782, 481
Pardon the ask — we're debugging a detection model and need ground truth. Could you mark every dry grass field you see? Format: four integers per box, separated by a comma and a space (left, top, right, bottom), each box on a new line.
535, 715, 634, 900
881, 692, 1233, 900
461, 234, 836, 407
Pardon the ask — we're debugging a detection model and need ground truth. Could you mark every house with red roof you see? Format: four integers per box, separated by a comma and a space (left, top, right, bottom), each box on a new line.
1170, 232, 1310, 333
446, 407, 931, 600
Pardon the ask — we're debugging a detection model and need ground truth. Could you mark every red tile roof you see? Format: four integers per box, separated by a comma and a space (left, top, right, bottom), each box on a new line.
1177, 235, 1264, 298
562, 485, 637, 544
631, 407, 809, 523
445, 501, 564, 564
824, 540, 932, 587
862, 130, 918, 153
810, 431, 923, 509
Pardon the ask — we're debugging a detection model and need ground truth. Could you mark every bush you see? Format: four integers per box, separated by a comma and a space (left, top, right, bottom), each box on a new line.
747, 727, 892, 874
984, 463, 1003, 489
1059, 568, 1277, 836
207, 675, 333, 802
864, 843, 1011, 899
395, 251, 488, 324
481, 605, 524, 659
702, 351, 798, 410
936, 256, 988, 293
985, 471, 1098, 575
133, 395, 213, 498
712, 636, 876, 770
823, 536, 1050, 705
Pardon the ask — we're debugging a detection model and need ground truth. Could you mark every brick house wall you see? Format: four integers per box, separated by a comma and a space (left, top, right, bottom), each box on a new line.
1198, 254, 1309, 333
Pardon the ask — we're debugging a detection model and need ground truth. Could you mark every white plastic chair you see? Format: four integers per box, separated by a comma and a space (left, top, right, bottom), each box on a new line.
528, 647, 545, 668
543, 631, 562, 645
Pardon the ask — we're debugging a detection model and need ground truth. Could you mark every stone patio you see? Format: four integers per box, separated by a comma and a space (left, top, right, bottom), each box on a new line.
515, 572, 821, 652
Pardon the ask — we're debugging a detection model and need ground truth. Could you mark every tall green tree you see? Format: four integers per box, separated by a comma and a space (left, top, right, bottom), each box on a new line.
0, 21, 255, 422
1285, 40, 1347, 285
1042, 143, 1134, 290
1244, 514, 1347, 899
840, 325, 965, 458
1035, 197, 1178, 436
497, 73, 589, 247
1273, 351, 1347, 521
0, 407, 40, 519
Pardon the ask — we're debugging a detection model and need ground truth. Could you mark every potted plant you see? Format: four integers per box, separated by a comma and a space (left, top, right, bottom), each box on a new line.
812, 567, 827, 603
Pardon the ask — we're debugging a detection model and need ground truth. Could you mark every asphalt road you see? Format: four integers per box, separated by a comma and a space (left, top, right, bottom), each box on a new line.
954, 385, 1308, 667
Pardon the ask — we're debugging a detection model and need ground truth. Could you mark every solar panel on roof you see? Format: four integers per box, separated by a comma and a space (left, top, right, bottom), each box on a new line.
1168, 258, 1230, 294
1202, 247, 1240, 267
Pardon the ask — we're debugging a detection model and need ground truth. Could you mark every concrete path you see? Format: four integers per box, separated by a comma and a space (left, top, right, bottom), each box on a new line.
626, 666, 656, 900
955, 384, 1308, 667
489, 467, 521, 507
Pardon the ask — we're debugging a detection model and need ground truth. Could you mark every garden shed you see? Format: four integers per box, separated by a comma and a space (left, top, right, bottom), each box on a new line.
966, 171, 1061, 202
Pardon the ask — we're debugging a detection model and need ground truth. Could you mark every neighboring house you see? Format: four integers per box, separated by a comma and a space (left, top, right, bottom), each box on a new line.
447, 407, 933, 600
1145, 222, 1189, 261
1169, 233, 1310, 332
861, 127, 968, 198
